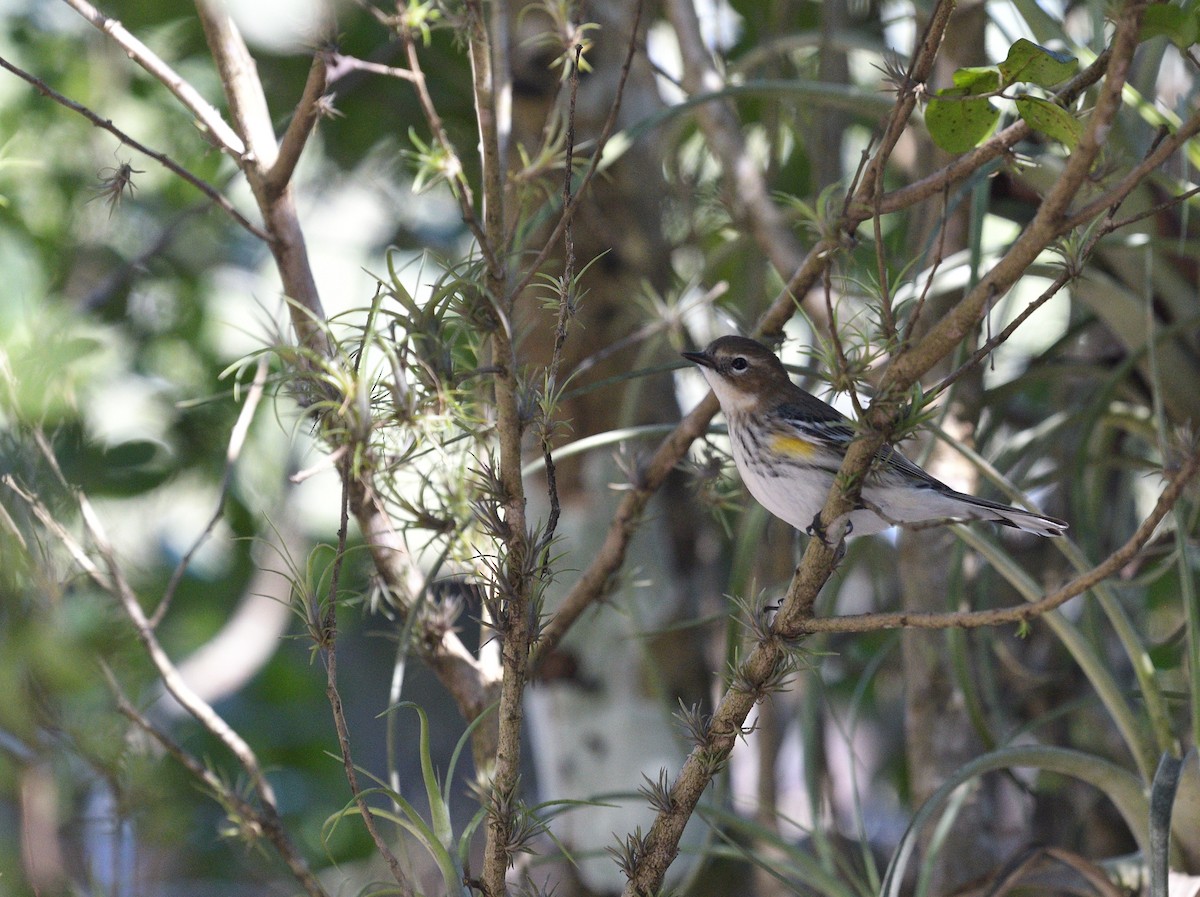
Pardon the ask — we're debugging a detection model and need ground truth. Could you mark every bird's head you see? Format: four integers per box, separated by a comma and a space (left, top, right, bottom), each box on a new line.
681, 336, 790, 413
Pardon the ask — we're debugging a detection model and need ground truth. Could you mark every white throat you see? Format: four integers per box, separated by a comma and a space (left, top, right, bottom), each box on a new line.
699, 368, 759, 413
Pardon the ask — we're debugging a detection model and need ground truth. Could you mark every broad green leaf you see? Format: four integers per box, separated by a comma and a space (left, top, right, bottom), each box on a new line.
999, 38, 1079, 87
926, 91, 1000, 153
951, 66, 1000, 93
1140, 2, 1200, 48
1015, 95, 1084, 148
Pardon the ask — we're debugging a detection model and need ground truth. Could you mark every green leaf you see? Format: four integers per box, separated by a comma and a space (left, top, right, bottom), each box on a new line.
1140, 2, 1200, 48
998, 38, 1079, 88
926, 92, 1000, 153
951, 66, 1000, 94
1015, 95, 1084, 148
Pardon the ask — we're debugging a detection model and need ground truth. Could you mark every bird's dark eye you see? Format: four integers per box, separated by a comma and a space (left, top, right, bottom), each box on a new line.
730, 356, 749, 372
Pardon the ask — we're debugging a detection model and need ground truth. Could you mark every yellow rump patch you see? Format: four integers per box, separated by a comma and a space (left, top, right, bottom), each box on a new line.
770, 433, 817, 459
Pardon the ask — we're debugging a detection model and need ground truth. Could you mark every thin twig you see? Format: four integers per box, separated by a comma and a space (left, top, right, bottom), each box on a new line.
823, 266, 865, 418
395, 6, 496, 269
150, 356, 269, 628
935, 169, 1200, 398
505, 0, 645, 303
900, 184, 952, 347
78, 496, 282, 809
871, 146, 895, 341
266, 51, 329, 197
322, 465, 413, 890
102, 666, 330, 897
325, 51, 418, 83
0, 54, 269, 241
1063, 107, 1200, 230
539, 43, 585, 556
933, 267, 1072, 399
463, 0, 507, 293
61, 0, 246, 155
1107, 184, 1200, 233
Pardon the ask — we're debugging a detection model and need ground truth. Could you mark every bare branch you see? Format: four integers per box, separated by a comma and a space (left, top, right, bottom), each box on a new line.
103, 667, 330, 897
323, 466, 413, 891
266, 51, 329, 196
194, 1, 328, 351
75, 494, 281, 809
150, 356, 269, 628
193, 0, 278, 169
61, 0, 246, 156
464, 0, 507, 291
538, 44, 585, 556
326, 51, 418, 84
662, 0, 808, 293
0, 54, 269, 241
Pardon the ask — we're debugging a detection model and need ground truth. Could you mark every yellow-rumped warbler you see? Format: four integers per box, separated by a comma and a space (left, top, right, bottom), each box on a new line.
682, 336, 1067, 539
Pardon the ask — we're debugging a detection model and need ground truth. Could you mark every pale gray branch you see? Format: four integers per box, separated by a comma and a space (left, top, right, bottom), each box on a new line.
662, 0, 809, 295
62, 0, 246, 156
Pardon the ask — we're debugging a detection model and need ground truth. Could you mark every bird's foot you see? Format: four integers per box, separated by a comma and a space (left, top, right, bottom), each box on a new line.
806, 513, 851, 564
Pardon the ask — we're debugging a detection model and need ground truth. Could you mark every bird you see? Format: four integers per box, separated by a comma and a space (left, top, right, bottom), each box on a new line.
682, 335, 1067, 540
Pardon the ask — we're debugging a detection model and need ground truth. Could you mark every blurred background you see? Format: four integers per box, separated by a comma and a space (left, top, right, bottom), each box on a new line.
1, 0, 1198, 895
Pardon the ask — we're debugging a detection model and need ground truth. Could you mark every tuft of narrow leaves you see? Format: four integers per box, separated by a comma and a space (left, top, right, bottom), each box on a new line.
638, 768, 676, 814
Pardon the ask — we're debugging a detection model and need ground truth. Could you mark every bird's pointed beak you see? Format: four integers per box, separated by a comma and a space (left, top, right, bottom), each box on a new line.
681, 349, 713, 369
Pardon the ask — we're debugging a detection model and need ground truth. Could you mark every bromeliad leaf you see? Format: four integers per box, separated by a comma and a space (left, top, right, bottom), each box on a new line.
1015, 96, 1084, 148
998, 39, 1078, 88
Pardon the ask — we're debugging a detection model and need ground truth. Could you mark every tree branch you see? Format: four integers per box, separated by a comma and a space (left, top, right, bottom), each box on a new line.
504, 0, 645, 303
0, 54, 269, 241
322, 467, 413, 891
454, 1, 540, 890
795, 447, 1200, 635
662, 0, 809, 296
194, 0, 328, 352
150, 356, 269, 628
103, 667, 330, 897
62, 0, 246, 156
860, 47, 1113, 219
266, 51, 329, 197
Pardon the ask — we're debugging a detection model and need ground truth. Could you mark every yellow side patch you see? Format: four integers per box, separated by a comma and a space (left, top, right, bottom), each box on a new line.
770, 433, 817, 459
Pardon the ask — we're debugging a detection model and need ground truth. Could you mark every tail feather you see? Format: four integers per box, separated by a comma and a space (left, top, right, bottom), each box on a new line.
953, 492, 1067, 537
